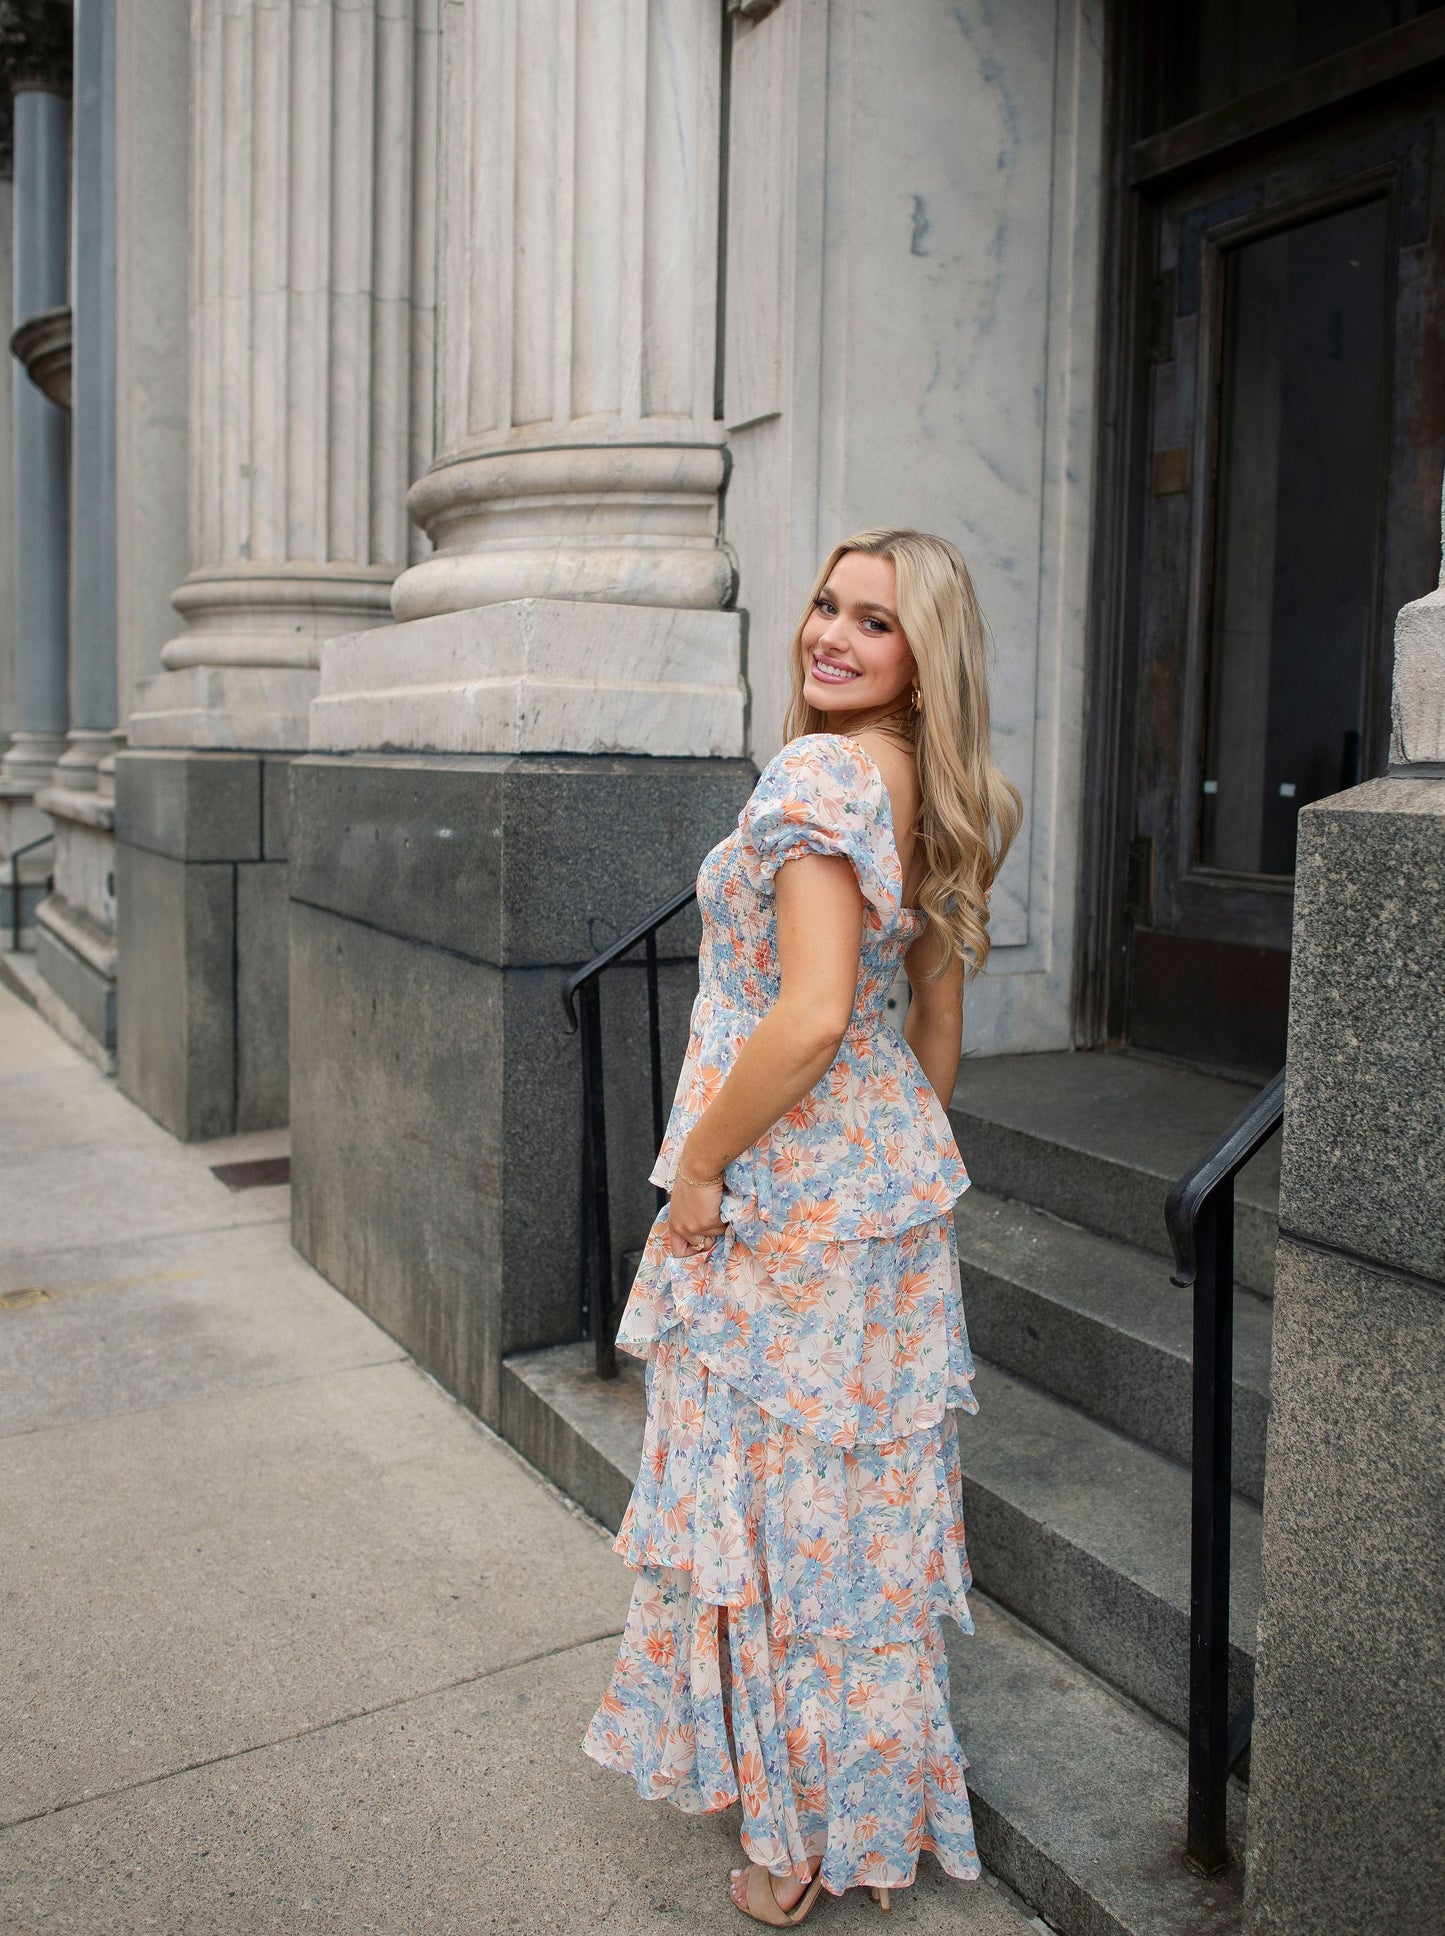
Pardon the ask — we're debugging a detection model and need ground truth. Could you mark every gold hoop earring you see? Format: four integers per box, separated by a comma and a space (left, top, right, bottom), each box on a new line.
910, 685, 923, 715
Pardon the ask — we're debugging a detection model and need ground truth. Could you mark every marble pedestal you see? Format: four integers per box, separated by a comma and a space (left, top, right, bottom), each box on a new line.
32, 785, 118, 1070
114, 749, 292, 1139
287, 750, 754, 1428
0, 786, 54, 946
1244, 774, 1445, 1935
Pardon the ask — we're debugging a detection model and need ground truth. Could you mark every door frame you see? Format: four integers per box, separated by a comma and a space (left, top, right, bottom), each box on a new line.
1074, 3, 1445, 1054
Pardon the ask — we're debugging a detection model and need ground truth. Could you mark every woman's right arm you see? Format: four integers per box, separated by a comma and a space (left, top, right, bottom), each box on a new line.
665, 851, 865, 1254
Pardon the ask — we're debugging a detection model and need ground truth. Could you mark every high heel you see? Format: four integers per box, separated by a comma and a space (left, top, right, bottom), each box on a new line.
733, 1862, 825, 1925
869, 1886, 892, 1913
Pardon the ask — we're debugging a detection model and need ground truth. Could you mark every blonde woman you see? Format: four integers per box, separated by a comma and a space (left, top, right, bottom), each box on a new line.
584, 529, 1022, 1924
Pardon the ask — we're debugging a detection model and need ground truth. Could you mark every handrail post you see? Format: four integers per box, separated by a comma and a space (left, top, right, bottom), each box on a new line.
644, 929, 667, 1212
577, 974, 617, 1380
1187, 1177, 1235, 1874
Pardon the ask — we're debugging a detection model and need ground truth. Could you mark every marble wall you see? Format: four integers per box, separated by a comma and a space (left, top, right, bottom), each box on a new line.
724, 0, 1105, 1053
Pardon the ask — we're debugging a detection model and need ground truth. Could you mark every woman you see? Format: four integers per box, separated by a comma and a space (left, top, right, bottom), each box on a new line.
583, 528, 1022, 1923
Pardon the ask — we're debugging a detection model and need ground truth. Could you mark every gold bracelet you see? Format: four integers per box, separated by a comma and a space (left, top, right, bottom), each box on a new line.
674, 1167, 724, 1188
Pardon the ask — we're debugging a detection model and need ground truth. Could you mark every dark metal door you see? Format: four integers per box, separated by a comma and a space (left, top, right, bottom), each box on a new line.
1120, 56, 1445, 1078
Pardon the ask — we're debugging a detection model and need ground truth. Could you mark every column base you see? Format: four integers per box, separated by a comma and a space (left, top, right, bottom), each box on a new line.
288, 749, 756, 1426
114, 750, 293, 1140
311, 599, 746, 758
1, 730, 69, 791
129, 666, 319, 751
32, 783, 118, 1070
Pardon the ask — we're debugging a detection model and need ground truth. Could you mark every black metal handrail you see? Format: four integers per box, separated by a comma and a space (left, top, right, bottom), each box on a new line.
562, 880, 699, 1379
9, 831, 55, 952
1165, 1064, 1286, 1876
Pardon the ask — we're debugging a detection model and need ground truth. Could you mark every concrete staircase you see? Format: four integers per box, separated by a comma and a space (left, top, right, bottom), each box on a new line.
504, 1047, 1279, 1936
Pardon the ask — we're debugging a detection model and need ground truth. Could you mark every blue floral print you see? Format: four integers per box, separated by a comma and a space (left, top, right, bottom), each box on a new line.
584, 733, 982, 1896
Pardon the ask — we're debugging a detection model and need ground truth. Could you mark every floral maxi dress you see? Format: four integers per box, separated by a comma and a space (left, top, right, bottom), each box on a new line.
582, 732, 982, 1898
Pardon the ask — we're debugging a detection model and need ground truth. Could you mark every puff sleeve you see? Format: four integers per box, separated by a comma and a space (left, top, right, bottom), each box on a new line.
737, 733, 903, 927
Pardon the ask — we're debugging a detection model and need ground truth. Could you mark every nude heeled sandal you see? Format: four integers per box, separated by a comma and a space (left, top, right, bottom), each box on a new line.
735, 1862, 825, 1925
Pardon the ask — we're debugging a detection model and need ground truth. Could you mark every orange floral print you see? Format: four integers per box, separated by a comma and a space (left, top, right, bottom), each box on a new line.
583, 737, 982, 1896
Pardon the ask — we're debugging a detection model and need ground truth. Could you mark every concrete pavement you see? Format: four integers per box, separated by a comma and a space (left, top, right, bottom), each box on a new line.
0, 982, 1044, 1936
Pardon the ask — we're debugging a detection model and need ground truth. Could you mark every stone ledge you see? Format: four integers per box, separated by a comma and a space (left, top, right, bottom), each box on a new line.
311, 599, 746, 758
35, 784, 115, 831
35, 891, 117, 979
128, 666, 317, 751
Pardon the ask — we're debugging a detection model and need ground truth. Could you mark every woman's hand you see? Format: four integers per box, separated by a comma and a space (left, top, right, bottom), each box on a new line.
665, 1173, 728, 1257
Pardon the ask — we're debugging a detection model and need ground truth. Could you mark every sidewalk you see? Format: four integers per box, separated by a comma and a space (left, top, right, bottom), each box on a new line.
0, 983, 1042, 1936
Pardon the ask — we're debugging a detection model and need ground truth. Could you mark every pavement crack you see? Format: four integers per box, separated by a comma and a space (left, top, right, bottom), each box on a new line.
0, 1628, 626, 1833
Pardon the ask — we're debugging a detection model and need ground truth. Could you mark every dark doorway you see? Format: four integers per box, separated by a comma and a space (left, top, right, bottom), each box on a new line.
1084, 4, 1445, 1079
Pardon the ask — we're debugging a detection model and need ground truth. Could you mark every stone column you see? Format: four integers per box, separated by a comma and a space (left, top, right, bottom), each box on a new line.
291, 0, 750, 1432
28, 0, 119, 1068
389, 0, 732, 624
130, 0, 419, 744
53, 0, 115, 796
116, 0, 428, 1139
0, 130, 17, 773
0, 0, 70, 797
1243, 475, 1445, 1933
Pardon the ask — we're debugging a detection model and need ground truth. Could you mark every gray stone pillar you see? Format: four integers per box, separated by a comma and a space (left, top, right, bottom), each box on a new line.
56, 0, 115, 794
30, 0, 118, 1067
116, 0, 431, 1139
1243, 477, 1445, 1934
0, 154, 19, 778
1, 26, 69, 792
290, 0, 751, 1431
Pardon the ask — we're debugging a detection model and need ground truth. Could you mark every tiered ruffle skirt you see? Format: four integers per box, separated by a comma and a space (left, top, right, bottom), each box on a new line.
583, 1211, 982, 1896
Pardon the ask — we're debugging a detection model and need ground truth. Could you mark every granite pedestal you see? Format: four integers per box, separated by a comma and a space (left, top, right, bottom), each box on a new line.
287, 751, 754, 1429
1245, 775, 1445, 1935
114, 750, 293, 1141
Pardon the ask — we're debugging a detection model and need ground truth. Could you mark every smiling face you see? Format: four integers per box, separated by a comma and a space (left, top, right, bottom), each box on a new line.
799, 551, 917, 728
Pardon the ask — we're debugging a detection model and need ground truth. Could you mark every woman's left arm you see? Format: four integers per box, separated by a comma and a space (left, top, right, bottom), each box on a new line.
666, 853, 865, 1254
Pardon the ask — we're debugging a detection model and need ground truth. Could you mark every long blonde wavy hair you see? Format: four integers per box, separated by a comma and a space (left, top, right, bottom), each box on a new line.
782, 527, 1023, 981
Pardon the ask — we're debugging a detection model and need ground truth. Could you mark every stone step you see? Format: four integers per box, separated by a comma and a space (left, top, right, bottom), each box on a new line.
948, 1595, 1243, 1936
949, 1049, 1281, 1295
960, 1359, 1260, 1738
500, 1340, 1245, 1936
956, 1186, 1273, 1504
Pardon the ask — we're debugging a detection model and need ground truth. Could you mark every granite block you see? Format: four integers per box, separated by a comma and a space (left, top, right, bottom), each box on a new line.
114, 749, 262, 863
115, 845, 236, 1142
33, 919, 115, 1050
236, 861, 289, 1131
288, 752, 745, 968
289, 900, 504, 1421
1280, 777, 1445, 1284
1245, 1235, 1445, 1935
261, 754, 293, 860
288, 753, 735, 1431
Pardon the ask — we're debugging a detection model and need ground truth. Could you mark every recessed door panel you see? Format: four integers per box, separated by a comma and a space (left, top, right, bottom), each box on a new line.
1121, 78, 1445, 1077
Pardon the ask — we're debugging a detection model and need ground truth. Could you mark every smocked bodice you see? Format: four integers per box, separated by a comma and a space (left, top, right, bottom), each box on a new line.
647, 734, 969, 1242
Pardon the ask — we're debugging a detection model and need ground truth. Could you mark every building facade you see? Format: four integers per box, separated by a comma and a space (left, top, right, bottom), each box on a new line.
1, 4, 1441, 1933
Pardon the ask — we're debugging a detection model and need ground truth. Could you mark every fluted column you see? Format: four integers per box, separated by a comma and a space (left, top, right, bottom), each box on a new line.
55, 0, 116, 795
0, 0, 70, 788
391, 0, 731, 620
134, 0, 426, 748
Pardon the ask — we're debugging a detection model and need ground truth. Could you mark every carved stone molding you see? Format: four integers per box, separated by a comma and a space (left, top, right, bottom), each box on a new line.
11, 300, 70, 407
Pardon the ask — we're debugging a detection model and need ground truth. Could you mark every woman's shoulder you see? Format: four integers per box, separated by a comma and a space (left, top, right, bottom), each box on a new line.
756, 731, 899, 795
